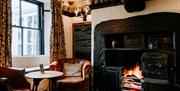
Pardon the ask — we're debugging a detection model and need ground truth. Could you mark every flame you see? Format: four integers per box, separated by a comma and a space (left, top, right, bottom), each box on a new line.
122, 64, 143, 79
130, 90, 139, 91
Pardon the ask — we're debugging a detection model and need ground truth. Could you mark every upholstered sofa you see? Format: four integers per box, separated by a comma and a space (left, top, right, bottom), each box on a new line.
49, 58, 91, 91
0, 67, 31, 91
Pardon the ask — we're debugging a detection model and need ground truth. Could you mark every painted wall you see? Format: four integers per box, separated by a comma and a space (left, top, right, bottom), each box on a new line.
12, 55, 49, 67
92, 0, 180, 28
91, 0, 180, 65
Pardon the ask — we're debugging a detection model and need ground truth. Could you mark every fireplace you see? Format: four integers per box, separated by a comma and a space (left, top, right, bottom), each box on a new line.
93, 12, 180, 91
104, 50, 174, 91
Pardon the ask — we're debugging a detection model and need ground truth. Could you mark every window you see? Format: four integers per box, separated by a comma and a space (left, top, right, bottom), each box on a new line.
27, 16, 33, 27
12, 0, 44, 56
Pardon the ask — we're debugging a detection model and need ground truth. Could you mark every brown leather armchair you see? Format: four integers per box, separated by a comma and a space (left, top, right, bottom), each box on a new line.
49, 58, 91, 91
0, 67, 31, 91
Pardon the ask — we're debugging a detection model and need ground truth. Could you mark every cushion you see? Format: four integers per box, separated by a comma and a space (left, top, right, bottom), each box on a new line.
63, 61, 83, 76
57, 77, 84, 83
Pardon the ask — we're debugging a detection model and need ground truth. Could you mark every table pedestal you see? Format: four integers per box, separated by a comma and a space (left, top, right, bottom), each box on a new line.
32, 79, 42, 91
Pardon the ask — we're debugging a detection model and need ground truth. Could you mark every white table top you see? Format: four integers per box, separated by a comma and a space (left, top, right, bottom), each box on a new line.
25, 71, 63, 79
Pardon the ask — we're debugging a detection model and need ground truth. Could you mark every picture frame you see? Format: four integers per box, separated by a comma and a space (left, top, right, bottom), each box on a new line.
73, 21, 91, 60
124, 34, 144, 48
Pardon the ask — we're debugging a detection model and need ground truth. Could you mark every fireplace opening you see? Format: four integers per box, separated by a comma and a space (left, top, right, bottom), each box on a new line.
104, 63, 144, 91
104, 51, 174, 91
104, 50, 144, 91
121, 63, 144, 91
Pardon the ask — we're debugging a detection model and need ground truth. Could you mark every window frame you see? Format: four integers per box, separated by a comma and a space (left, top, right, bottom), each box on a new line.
12, 0, 44, 56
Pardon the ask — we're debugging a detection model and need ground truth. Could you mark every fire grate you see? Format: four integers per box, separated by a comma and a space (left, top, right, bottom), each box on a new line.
121, 75, 144, 91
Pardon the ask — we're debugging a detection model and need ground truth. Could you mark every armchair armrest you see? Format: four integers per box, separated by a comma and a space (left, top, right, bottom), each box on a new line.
82, 60, 91, 80
49, 60, 62, 71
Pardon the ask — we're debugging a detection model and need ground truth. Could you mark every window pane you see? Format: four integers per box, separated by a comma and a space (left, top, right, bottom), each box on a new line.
21, 1, 39, 28
23, 29, 40, 55
27, 31, 32, 43
12, 27, 22, 56
12, 0, 20, 26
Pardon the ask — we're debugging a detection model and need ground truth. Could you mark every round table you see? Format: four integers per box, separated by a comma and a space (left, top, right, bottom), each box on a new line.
25, 71, 63, 91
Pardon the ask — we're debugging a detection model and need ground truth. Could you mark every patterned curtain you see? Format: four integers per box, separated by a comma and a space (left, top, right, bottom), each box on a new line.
50, 0, 66, 62
0, 0, 12, 67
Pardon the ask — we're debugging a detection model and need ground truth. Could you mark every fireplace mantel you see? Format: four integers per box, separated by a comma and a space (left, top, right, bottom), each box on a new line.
95, 12, 180, 34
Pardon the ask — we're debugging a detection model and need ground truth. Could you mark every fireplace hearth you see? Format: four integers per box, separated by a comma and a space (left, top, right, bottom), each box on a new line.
93, 12, 180, 91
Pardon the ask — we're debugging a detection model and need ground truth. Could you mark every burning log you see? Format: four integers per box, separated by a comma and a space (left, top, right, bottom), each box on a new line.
122, 75, 141, 83
121, 75, 142, 90
122, 89, 140, 91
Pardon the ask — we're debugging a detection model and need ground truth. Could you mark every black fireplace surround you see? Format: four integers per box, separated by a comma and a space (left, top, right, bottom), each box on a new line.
93, 12, 180, 91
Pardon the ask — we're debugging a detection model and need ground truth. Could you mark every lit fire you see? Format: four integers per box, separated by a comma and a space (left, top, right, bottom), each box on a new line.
121, 63, 143, 91
122, 64, 143, 79
129, 90, 139, 91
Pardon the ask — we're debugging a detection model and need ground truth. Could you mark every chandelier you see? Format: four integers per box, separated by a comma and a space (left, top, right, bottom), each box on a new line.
61, 0, 91, 21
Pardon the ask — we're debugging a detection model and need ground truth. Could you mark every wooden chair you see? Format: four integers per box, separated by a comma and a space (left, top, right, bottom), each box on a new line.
0, 67, 31, 91
0, 77, 13, 91
49, 58, 91, 91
